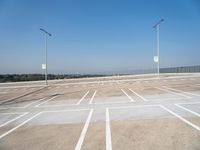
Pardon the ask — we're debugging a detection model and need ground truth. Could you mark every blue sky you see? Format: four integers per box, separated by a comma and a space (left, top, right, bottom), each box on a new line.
0, 0, 200, 74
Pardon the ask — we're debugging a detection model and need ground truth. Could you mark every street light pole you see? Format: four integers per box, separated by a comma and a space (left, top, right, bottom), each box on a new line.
40, 28, 52, 85
153, 19, 164, 78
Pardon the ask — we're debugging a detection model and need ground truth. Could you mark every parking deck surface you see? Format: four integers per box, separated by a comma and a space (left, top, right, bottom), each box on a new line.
0, 73, 200, 150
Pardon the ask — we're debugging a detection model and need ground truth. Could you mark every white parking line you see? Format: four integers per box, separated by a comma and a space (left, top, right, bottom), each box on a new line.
92, 101, 133, 105
156, 87, 192, 99
106, 108, 112, 150
76, 91, 90, 105
0, 92, 7, 94
176, 102, 200, 105
41, 109, 90, 113
0, 98, 45, 109
35, 95, 58, 107
160, 105, 200, 131
175, 104, 200, 117
0, 112, 41, 139
89, 91, 97, 104
121, 89, 134, 102
129, 89, 148, 101
109, 104, 160, 110
75, 109, 93, 150
0, 112, 28, 128
163, 86, 200, 97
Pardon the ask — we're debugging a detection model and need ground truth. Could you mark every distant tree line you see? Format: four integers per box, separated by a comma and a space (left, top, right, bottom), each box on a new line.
0, 74, 108, 83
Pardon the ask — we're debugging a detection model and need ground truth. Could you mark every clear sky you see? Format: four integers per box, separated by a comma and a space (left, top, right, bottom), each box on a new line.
0, 0, 200, 74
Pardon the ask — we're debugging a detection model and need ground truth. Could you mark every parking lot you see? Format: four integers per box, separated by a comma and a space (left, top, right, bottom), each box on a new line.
0, 73, 200, 150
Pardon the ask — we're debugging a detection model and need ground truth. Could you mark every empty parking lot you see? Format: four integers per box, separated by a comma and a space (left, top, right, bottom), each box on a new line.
0, 73, 200, 150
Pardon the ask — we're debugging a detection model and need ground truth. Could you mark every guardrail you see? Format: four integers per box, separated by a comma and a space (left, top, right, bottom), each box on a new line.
160, 65, 200, 73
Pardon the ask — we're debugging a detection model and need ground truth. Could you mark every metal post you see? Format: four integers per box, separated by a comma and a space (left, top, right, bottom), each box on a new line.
157, 24, 160, 77
153, 19, 164, 78
45, 34, 48, 85
40, 28, 51, 86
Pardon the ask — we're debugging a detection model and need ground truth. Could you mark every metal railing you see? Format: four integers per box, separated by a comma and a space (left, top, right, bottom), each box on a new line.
160, 65, 200, 73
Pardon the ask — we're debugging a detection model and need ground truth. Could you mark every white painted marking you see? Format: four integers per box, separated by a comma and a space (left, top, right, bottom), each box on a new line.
75, 109, 93, 150
89, 91, 97, 104
0, 85, 44, 89
0, 112, 41, 139
121, 89, 134, 102
24, 98, 46, 108
129, 89, 148, 101
0, 98, 45, 109
34, 95, 58, 107
76, 91, 90, 105
176, 102, 200, 105
160, 105, 200, 131
106, 108, 112, 150
175, 104, 200, 117
109, 104, 160, 110
92, 101, 133, 105
0, 113, 28, 128
156, 87, 192, 99
163, 86, 200, 97
0, 92, 7, 94
41, 108, 90, 113
0, 112, 27, 115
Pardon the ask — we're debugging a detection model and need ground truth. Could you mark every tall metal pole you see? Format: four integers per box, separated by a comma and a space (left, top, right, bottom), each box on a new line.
153, 19, 164, 78
45, 34, 48, 85
40, 28, 51, 86
157, 24, 160, 77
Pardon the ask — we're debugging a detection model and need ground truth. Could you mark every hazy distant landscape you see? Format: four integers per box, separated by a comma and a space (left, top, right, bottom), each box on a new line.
0, 65, 199, 83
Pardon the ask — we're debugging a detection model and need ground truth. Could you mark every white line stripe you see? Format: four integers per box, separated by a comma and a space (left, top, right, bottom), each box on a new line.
163, 86, 200, 97
156, 87, 192, 99
75, 109, 93, 150
160, 105, 200, 131
34, 95, 58, 107
176, 102, 200, 105
129, 89, 148, 101
175, 104, 200, 117
106, 108, 112, 150
23, 98, 45, 108
121, 89, 134, 102
0, 112, 27, 115
0, 85, 44, 89
41, 109, 90, 113
0, 98, 45, 109
92, 101, 133, 105
76, 91, 90, 105
0, 92, 7, 94
0, 112, 41, 139
0, 113, 28, 128
109, 104, 160, 110
89, 91, 97, 104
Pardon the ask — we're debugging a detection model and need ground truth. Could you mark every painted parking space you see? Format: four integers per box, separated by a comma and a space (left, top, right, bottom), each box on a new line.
0, 74, 200, 149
